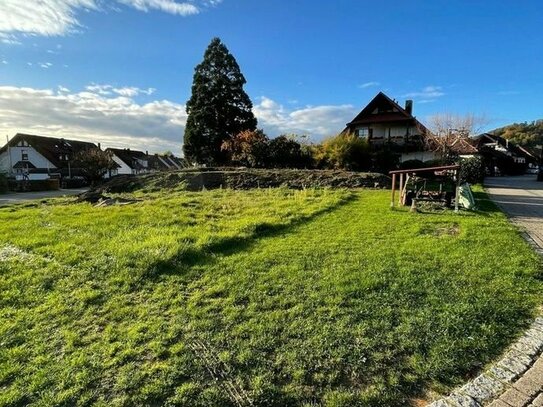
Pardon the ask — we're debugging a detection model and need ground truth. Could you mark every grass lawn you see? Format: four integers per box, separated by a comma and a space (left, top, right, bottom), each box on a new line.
0, 188, 541, 406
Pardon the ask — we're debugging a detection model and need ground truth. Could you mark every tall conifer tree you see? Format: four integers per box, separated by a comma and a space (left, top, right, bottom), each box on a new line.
183, 38, 257, 164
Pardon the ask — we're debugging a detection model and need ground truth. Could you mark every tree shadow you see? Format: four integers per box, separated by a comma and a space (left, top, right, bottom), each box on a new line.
143, 194, 357, 282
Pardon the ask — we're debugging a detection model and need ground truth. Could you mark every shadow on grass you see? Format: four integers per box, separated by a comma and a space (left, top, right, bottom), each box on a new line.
143, 194, 357, 282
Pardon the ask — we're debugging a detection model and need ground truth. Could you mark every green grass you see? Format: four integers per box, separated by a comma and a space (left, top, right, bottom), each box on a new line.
0, 188, 541, 406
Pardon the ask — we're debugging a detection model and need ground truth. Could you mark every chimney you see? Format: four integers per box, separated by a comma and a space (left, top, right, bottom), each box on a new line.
98, 142, 101, 150
405, 100, 413, 115
146, 150, 149, 156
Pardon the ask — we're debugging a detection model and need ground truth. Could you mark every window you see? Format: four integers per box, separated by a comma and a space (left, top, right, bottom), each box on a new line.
356, 128, 370, 138
17, 140, 29, 147
21, 150, 28, 161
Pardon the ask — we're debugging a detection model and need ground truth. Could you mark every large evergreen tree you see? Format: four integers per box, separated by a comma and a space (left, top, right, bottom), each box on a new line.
183, 38, 257, 165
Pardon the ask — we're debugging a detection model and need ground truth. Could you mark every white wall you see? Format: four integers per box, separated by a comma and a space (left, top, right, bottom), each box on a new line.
9, 146, 56, 169
111, 154, 133, 175
0, 146, 56, 173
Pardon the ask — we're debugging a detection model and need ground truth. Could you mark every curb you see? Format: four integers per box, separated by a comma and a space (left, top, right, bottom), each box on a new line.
427, 318, 543, 407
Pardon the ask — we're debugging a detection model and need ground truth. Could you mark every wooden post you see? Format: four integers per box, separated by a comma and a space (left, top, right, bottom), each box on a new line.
454, 169, 460, 212
391, 173, 396, 207
398, 173, 404, 205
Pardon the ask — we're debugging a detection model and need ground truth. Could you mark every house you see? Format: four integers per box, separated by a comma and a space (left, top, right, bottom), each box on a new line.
472, 133, 537, 175
0, 133, 98, 180
106, 148, 186, 176
106, 148, 150, 176
343, 92, 435, 162
148, 154, 185, 171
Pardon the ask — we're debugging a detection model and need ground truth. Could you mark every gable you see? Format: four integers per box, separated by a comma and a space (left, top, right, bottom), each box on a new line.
347, 92, 414, 126
1, 133, 97, 168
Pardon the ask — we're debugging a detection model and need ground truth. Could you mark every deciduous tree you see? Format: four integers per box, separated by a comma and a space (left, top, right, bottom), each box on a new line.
73, 149, 117, 183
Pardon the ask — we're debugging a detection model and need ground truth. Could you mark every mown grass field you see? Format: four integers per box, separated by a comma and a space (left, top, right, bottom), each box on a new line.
0, 188, 541, 407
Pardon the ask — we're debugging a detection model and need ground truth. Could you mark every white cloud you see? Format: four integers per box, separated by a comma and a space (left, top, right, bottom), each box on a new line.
0, 85, 187, 153
0, 0, 98, 38
116, 0, 199, 15
0, 0, 220, 42
403, 86, 445, 99
254, 97, 356, 139
38, 62, 53, 69
358, 81, 380, 89
113, 86, 156, 97
1, 60, 7, 65
0, 86, 358, 154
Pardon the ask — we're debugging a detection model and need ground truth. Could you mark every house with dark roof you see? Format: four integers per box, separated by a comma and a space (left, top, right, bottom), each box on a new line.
106, 149, 185, 176
472, 133, 537, 175
0, 133, 98, 180
106, 148, 150, 176
148, 154, 185, 171
343, 92, 436, 162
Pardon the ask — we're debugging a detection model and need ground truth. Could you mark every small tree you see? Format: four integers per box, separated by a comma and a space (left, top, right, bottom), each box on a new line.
268, 135, 313, 168
426, 113, 489, 162
73, 149, 117, 183
315, 133, 370, 171
221, 129, 269, 168
184, 38, 257, 165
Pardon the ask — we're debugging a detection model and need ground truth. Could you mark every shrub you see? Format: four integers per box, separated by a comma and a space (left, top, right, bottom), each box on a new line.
460, 156, 485, 184
424, 159, 448, 168
73, 148, 117, 183
0, 173, 8, 194
268, 135, 313, 168
370, 148, 400, 173
399, 160, 425, 170
316, 133, 370, 171
221, 129, 270, 168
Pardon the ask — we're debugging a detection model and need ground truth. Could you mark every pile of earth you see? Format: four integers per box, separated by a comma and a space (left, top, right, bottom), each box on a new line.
90, 169, 391, 194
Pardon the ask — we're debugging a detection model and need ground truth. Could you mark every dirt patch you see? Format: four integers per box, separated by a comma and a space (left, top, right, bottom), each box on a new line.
420, 222, 460, 237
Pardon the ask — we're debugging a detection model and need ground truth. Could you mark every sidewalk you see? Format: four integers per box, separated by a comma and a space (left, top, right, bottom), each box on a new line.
0, 188, 87, 206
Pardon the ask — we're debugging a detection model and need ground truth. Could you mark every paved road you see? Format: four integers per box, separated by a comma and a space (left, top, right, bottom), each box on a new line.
485, 175, 543, 407
0, 188, 88, 206
485, 175, 543, 249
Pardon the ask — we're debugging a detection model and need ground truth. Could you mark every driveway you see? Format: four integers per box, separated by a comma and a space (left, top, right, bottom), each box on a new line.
0, 188, 88, 206
485, 175, 543, 249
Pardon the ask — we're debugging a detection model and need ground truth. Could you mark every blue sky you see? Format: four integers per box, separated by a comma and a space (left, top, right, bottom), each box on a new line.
0, 0, 541, 154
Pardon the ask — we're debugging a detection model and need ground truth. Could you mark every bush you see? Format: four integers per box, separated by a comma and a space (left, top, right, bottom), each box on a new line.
268, 135, 313, 168
370, 148, 400, 173
460, 156, 485, 184
424, 159, 448, 168
0, 173, 8, 194
221, 129, 270, 168
316, 133, 370, 171
8, 178, 60, 192
399, 160, 425, 170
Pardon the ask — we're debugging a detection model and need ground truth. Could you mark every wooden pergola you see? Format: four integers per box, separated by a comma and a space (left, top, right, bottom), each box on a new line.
389, 164, 461, 211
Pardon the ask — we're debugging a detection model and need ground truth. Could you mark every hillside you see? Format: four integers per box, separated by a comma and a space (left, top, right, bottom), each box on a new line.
492, 120, 543, 148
